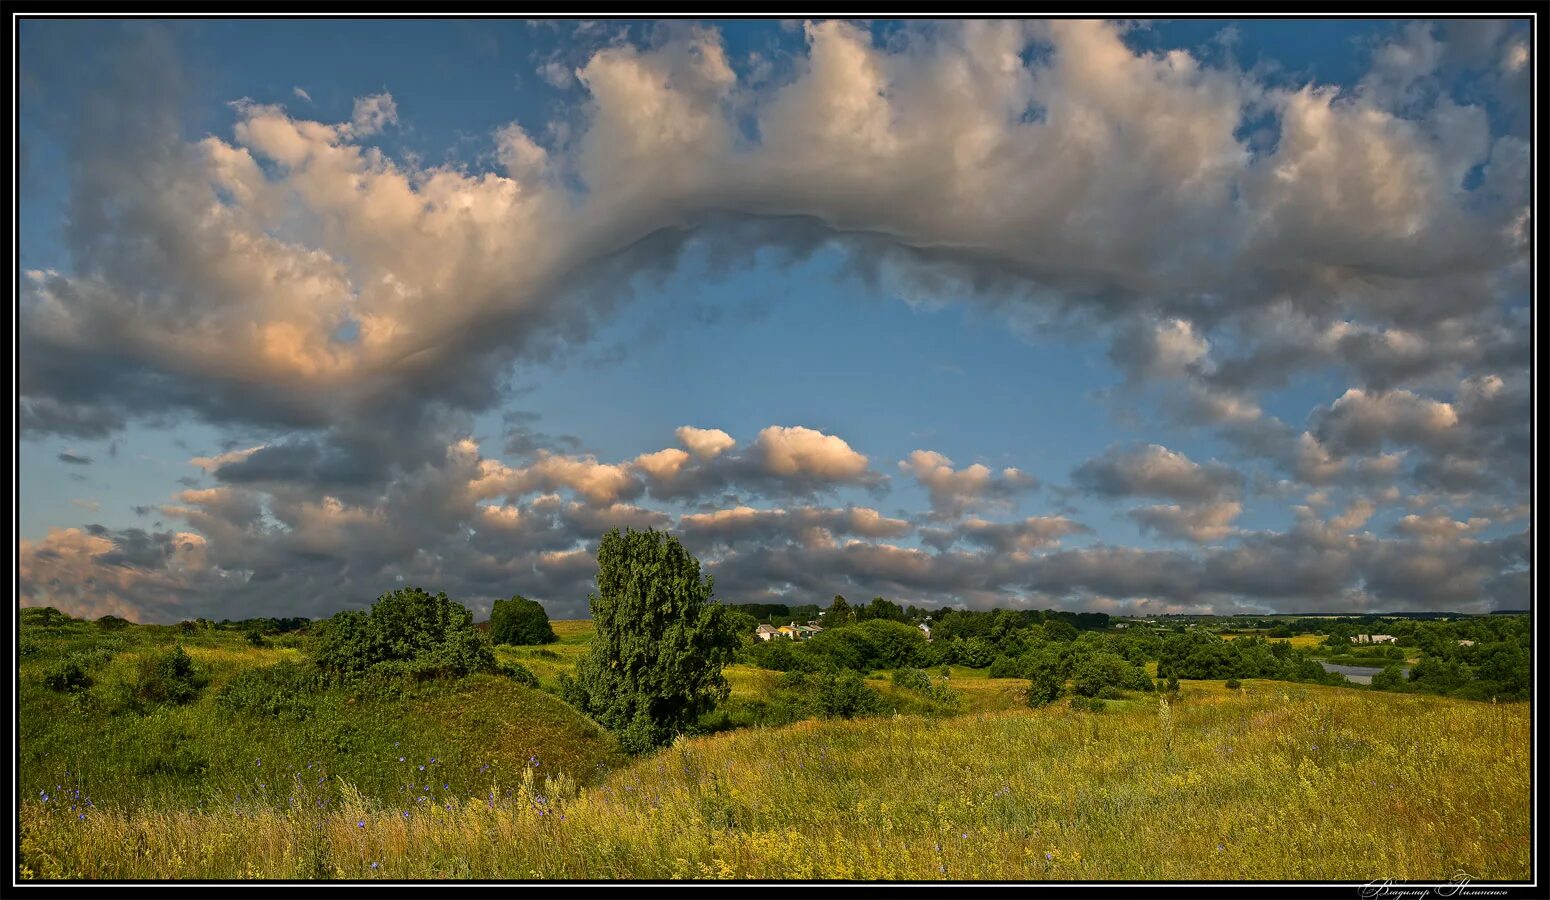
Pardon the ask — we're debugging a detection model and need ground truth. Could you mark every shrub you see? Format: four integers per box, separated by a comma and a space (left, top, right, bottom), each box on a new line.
1071, 651, 1149, 697
1070, 696, 1105, 712
499, 662, 539, 687
95, 615, 132, 631
951, 636, 997, 668
218, 660, 323, 717
244, 629, 270, 648
891, 667, 932, 693
1225, 678, 1241, 689
1025, 652, 1066, 708
44, 660, 94, 693
312, 587, 496, 680
489, 595, 559, 646
133, 646, 204, 705
811, 671, 885, 719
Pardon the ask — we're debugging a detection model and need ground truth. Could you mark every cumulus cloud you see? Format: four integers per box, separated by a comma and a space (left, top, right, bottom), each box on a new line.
899, 450, 1037, 518
1073, 443, 1241, 503
1130, 501, 1241, 543
15, 20, 1532, 621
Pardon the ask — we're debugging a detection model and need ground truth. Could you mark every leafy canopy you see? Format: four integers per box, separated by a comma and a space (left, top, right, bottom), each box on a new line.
489, 594, 559, 646
564, 528, 740, 754
312, 586, 495, 679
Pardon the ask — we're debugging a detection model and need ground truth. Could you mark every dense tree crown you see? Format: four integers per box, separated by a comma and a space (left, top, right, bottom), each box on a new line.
565, 528, 740, 754
489, 595, 558, 646
311, 586, 495, 678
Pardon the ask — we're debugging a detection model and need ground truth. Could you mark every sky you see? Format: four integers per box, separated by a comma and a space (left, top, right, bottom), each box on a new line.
16, 17, 1535, 623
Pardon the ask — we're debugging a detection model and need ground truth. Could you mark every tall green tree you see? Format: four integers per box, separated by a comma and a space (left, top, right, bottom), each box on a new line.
489, 594, 559, 645
825, 595, 855, 626
564, 528, 740, 754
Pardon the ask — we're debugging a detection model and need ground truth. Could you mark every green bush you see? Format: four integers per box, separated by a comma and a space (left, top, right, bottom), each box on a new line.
43, 660, 94, 693
133, 646, 204, 705
489, 595, 558, 646
1070, 696, 1105, 712
1225, 678, 1241, 689
311, 587, 496, 680
812, 671, 885, 719
95, 615, 132, 630
1071, 651, 1153, 697
891, 667, 932, 692
499, 662, 539, 687
217, 660, 324, 717
244, 629, 270, 648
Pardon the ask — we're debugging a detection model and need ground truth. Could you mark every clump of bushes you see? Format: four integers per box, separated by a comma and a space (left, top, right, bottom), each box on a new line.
311, 587, 496, 682
95, 615, 132, 631
1070, 696, 1106, 712
218, 660, 324, 718
133, 646, 205, 705
498, 662, 539, 687
44, 660, 94, 693
1071, 651, 1153, 697
489, 595, 558, 646
1225, 678, 1242, 689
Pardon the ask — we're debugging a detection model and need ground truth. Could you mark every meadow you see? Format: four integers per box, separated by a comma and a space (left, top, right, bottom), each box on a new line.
17, 614, 1532, 881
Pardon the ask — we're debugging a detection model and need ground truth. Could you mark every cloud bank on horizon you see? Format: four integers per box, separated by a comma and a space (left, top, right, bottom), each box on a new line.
17, 18, 1533, 622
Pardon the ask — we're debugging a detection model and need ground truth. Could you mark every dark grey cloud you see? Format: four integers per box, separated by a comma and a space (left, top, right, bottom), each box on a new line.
56, 452, 93, 465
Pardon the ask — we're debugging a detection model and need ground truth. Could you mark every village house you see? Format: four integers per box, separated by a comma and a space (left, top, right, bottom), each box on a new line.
1351, 634, 1398, 644
755, 624, 779, 642
918, 621, 932, 641
1458, 639, 1476, 647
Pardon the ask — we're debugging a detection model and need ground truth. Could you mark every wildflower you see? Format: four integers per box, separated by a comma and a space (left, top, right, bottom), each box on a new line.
960, 833, 968, 840
357, 820, 366, 829
1217, 844, 1225, 852
419, 765, 426, 771
1045, 852, 1052, 861
256, 759, 262, 767
78, 814, 85, 821
403, 811, 410, 819
399, 757, 406, 763
371, 862, 379, 870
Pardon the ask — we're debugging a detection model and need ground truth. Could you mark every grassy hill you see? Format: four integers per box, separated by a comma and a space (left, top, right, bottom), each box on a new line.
17, 615, 1531, 881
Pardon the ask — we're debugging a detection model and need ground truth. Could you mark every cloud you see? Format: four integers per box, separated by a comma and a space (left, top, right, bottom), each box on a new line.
1130, 501, 1241, 543
14, 21, 1532, 622
899, 449, 1038, 518
1073, 443, 1241, 503
346, 91, 398, 136
292, 86, 312, 103
676, 425, 736, 459
56, 452, 93, 465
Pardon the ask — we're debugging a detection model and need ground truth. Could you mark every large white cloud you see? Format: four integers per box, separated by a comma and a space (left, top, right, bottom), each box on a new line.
16, 20, 1532, 621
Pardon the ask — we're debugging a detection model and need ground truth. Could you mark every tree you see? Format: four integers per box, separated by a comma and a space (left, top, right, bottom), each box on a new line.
1025, 651, 1065, 707
564, 528, 740, 754
859, 596, 906, 622
825, 595, 856, 626
489, 594, 559, 645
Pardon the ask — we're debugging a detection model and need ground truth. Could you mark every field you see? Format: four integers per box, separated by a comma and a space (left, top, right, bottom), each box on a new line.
17, 619, 1532, 881
1219, 632, 1325, 650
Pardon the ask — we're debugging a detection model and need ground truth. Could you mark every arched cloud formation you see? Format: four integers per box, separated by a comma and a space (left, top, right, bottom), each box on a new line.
18, 20, 1532, 621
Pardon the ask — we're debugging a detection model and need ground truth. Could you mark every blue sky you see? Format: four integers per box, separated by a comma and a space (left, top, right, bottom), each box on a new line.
17, 18, 1534, 621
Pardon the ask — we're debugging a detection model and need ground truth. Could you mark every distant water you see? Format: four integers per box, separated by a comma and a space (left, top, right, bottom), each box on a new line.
1319, 661, 1411, 685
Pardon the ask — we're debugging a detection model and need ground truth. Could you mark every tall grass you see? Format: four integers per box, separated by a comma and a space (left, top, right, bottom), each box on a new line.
20, 681, 1529, 881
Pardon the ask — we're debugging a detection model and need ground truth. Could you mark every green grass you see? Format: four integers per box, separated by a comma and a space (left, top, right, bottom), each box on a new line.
17, 616, 1532, 881
20, 680, 1529, 880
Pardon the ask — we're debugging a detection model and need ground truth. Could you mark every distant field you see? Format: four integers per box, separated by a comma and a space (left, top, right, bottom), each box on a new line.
21, 681, 1529, 880
1218, 632, 1325, 650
